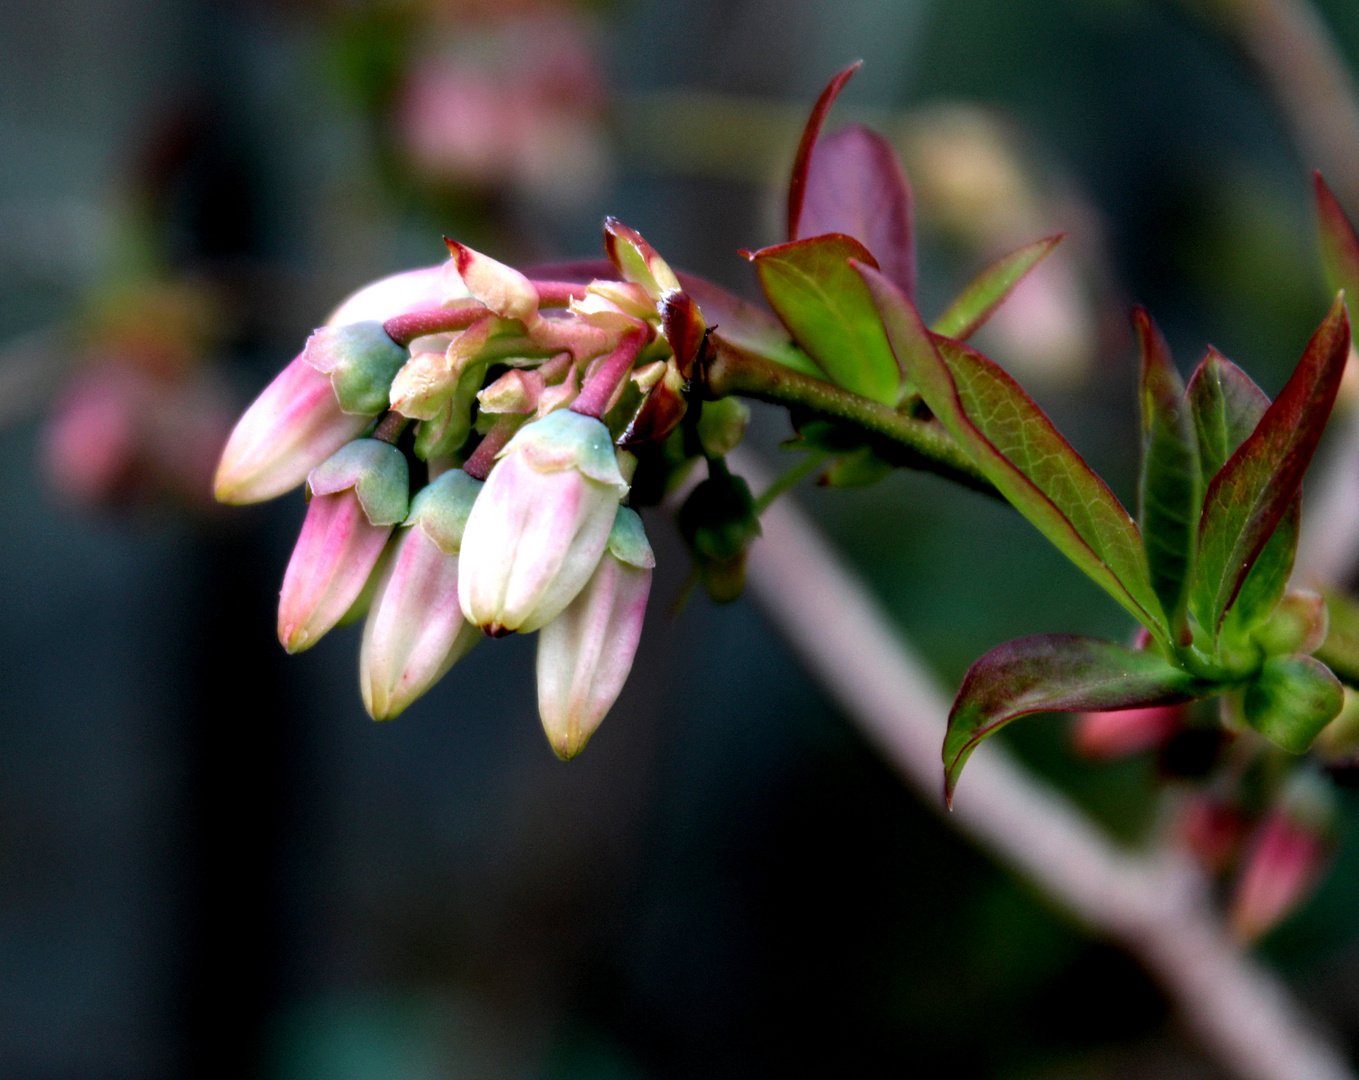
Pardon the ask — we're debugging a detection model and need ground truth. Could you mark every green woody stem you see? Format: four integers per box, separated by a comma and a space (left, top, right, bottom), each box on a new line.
702, 336, 999, 499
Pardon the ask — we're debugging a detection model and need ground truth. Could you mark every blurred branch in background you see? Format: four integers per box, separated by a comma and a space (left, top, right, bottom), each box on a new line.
736, 451, 1354, 1080
1202, 0, 1359, 586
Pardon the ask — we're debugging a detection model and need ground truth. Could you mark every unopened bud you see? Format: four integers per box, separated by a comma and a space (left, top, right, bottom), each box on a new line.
458, 410, 629, 634
214, 322, 408, 505
1178, 794, 1247, 874
536, 506, 654, 759
696, 397, 750, 458
1254, 589, 1329, 656
678, 467, 761, 603
278, 440, 410, 653
1230, 779, 1334, 941
361, 471, 483, 719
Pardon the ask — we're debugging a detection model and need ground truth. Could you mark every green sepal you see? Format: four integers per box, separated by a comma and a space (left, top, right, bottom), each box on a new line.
499, 409, 629, 493
607, 506, 655, 569
1243, 653, 1343, 753
303, 321, 409, 415
406, 470, 483, 555
307, 439, 410, 526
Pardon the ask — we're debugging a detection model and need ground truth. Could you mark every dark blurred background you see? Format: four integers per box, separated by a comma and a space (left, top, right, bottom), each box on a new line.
4, 0, 1359, 1077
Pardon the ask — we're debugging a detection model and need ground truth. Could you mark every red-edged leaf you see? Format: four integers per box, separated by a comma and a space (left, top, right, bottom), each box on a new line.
858, 262, 1170, 644
943, 635, 1207, 804
1192, 296, 1351, 634
749, 235, 901, 403
1316, 172, 1359, 306
1134, 307, 1199, 627
787, 61, 862, 243
800, 124, 915, 296
931, 236, 1063, 341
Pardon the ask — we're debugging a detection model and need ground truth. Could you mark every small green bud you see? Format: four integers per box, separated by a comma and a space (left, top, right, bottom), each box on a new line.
696, 398, 750, 459
1253, 589, 1329, 657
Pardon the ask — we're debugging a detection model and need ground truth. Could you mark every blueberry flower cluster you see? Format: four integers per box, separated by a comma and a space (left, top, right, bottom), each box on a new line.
213, 223, 702, 757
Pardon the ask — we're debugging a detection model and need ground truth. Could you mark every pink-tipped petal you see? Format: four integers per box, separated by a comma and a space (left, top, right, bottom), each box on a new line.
215, 356, 368, 504
278, 490, 393, 653
536, 552, 651, 759
360, 525, 479, 720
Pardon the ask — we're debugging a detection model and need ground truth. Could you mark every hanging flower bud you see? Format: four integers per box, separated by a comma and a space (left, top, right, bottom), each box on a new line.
1072, 704, 1185, 760
278, 440, 410, 654
1230, 800, 1333, 941
361, 471, 483, 720
458, 409, 630, 635
215, 322, 407, 504
537, 507, 654, 759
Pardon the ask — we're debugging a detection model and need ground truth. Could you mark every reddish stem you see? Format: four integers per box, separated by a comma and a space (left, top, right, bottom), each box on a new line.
372, 412, 410, 444
533, 281, 589, 307
383, 305, 486, 346
462, 415, 523, 480
570, 327, 649, 418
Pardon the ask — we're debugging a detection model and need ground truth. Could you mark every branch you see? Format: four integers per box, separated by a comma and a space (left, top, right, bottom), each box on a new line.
1203, 0, 1359, 209
704, 337, 998, 497
732, 448, 1353, 1080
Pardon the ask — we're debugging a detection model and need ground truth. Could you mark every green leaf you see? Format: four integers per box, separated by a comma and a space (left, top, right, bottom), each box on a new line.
1187, 347, 1269, 485
1191, 297, 1351, 634
1133, 307, 1199, 627
943, 634, 1207, 803
858, 263, 1170, 644
1222, 494, 1300, 641
1243, 653, 1343, 753
749, 235, 902, 404
1316, 172, 1359, 307
930, 236, 1063, 341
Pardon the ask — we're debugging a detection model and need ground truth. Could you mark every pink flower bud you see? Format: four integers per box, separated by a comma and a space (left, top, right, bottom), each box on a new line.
1072, 704, 1185, 760
214, 354, 372, 505
458, 410, 629, 635
536, 507, 653, 759
1229, 810, 1329, 942
278, 440, 410, 653
360, 472, 483, 720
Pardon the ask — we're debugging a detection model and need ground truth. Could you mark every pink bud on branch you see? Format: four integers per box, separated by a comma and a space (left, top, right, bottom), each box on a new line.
277, 440, 410, 653
458, 409, 629, 635
361, 471, 483, 719
536, 506, 654, 758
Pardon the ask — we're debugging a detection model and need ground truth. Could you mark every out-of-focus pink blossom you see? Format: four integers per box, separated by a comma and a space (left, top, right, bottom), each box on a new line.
1229, 811, 1330, 941
398, 13, 609, 206
1178, 794, 1247, 874
1072, 704, 1185, 760
44, 361, 233, 508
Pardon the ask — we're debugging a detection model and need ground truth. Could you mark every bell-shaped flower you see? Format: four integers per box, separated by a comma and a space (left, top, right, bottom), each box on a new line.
278, 440, 410, 653
360, 471, 484, 720
458, 409, 629, 635
215, 322, 407, 504
536, 506, 653, 759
